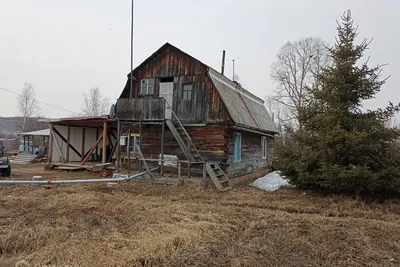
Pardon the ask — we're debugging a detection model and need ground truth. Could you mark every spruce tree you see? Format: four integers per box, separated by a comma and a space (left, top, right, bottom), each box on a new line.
275, 11, 400, 197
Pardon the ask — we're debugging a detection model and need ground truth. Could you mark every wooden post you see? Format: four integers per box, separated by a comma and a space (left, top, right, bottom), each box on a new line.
95, 128, 99, 159
187, 138, 191, 178
160, 121, 165, 176
202, 163, 207, 186
81, 128, 86, 161
66, 125, 71, 163
53, 132, 66, 163
128, 124, 131, 174
116, 120, 121, 172
102, 121, 107, 164
178, 161, 181, 183
138, 121, 142, 172
81, 131, 104, 165
48, 125, 53, 163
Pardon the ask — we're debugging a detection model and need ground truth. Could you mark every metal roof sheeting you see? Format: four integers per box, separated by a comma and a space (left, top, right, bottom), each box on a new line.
21, 129, 50, 136
208, 68, 279, 134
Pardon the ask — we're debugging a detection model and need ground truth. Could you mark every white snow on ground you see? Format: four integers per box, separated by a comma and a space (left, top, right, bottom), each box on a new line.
250, 171, 289, 191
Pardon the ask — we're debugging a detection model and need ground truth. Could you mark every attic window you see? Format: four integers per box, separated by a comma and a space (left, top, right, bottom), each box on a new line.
140, 79, 155, 96
182, 84, 192, 100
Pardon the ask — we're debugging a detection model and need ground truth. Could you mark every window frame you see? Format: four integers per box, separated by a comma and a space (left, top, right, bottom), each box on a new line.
121, 134, 142, 152
140, 78, 155, 96
182, 83, 193, 101
233, 132, 242, 162
129, 135, 142, 152
261, 136, 267, 159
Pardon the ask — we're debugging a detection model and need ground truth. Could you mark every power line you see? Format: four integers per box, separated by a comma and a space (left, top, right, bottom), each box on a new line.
0, 86, 76, 114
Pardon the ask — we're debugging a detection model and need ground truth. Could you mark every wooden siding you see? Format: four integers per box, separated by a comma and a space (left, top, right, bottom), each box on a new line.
118, 45, 230, 123
116, 98, 165, 121
132, 124, 228, 164
120, 46, 207, 99
226, 129, 274, 178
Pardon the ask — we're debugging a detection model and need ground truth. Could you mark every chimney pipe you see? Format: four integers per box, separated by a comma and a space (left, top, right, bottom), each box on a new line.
221, 50, 226, 75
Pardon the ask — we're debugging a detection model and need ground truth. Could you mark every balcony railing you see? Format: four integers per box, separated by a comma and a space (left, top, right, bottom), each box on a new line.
116, 98, 165, 120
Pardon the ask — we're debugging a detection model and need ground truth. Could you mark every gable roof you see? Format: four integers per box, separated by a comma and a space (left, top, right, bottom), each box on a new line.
126, 42, 207, 77
125, 42, 279, 134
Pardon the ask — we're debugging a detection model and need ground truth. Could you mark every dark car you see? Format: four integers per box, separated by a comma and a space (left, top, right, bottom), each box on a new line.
0, 141, 11, 177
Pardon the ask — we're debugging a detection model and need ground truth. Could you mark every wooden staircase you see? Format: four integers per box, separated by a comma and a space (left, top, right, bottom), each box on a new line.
164, 101, 232, 192
165, 120, 202, 163
206, 162, 233, 191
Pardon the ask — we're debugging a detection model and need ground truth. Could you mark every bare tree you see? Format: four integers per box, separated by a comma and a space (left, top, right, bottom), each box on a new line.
81, 87, 110, 116
18, 83, 40, 132
271, 37, 331, 128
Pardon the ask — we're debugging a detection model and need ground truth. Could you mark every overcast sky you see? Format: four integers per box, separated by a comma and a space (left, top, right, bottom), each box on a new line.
0, 0, 398, 118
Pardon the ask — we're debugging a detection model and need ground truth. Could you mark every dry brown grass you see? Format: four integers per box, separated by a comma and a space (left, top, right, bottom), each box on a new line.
0, 164, 399, 266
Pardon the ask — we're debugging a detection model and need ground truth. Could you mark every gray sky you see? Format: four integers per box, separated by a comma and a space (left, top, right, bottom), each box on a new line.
0, 0, 398, 118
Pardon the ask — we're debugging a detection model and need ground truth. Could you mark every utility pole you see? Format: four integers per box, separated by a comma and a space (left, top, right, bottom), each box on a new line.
129, 0, 134, 98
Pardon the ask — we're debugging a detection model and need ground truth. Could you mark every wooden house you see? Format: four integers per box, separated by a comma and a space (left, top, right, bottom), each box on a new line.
115, 43, 279, 188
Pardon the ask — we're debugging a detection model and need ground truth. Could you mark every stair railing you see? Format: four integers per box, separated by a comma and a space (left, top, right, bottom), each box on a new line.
163, 98, 203, 162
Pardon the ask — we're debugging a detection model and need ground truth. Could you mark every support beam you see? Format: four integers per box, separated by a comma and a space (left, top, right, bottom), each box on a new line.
66, 125, 71, 162
102, 121, 107, 164
52, 132, 66, 163
108, 139, 118, 163
134, 142, 154, 178
81, 131, 104, 165
202, 163, 207, 187
48, 125, 53, 163
81, 128, 86, 161
178, 161, 181, 183
138, 121, 142, 172
128, 124, 131, 174
116, 120, 121, 172
52, 127, 82, 158
95, 128, 99, 159
160, 120, 165, 176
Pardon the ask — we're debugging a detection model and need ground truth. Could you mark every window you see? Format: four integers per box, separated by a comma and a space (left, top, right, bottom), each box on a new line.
233, 133, 241, 162
129, 135, 142, 152
261, 137, 267, 159
140, 79, 155, 96
120, 135, 141, 152
182, 84, 192, 100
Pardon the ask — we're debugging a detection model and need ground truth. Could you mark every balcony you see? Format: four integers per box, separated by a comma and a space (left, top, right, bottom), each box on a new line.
116, 98, 165, 121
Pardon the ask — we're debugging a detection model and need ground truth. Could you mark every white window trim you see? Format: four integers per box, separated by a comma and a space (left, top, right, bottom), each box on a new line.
140, 79, 155, 96
234, 132, 242, 162
261, 136, 267, 159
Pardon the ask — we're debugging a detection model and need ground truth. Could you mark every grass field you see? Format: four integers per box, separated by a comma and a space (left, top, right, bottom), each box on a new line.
0, 164, 399, 266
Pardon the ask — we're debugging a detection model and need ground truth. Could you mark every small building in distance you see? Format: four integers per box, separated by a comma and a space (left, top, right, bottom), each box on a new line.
116, 43, 279, 183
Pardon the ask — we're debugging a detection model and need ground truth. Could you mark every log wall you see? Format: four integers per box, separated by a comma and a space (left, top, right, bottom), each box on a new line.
226, 129, 274, 178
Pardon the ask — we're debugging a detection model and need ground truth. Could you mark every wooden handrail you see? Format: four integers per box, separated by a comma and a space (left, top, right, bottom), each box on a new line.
163, 99, 204, 162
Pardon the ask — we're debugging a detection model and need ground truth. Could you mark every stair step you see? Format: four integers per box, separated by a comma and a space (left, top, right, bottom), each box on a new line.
219, 179, 229, 183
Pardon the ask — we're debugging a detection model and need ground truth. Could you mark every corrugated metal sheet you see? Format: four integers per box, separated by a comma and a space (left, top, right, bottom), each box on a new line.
208, 68, 279, 134
21, 129, 50, 136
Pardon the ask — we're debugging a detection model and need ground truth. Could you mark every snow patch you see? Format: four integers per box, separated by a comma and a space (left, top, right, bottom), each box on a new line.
250, 171, 289, 191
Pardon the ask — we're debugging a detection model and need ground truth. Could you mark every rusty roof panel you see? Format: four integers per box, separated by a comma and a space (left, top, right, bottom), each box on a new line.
208, 68, 279, 134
